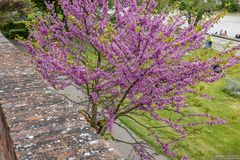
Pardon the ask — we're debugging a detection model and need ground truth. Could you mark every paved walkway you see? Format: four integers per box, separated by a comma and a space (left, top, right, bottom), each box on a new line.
212, 36, 240, 52
0, 33, 120, 160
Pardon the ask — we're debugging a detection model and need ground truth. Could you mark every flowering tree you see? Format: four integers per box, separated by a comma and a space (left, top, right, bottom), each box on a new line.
23, 0, 239, 159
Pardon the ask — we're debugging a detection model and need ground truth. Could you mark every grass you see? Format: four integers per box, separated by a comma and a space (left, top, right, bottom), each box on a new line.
120, 50, 240, 159
121, 75, 240, 160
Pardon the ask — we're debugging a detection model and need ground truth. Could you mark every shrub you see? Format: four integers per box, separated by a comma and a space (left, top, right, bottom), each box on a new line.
9, 28, 28, 39
218, 0, 240, 12
228, 3, 240, 12
0, 0, 33, 39
0, 21, 28, 39
12, 21, 27, 29
1, 21, 13, 30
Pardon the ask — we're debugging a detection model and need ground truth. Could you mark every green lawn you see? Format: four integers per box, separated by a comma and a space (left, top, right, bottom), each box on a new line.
120, 52, 240, 159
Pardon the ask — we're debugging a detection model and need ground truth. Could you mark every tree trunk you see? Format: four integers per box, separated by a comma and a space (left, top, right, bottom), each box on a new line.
90, 104, 98, 129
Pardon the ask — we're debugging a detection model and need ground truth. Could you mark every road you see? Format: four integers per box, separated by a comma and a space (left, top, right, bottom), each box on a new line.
212, 36, 240, 52
209, 13, 240, 38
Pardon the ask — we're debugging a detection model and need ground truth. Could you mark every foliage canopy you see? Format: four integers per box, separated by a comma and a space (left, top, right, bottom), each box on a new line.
23, 0, 240, 159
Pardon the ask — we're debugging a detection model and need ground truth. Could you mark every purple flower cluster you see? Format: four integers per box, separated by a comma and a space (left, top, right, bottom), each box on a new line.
133, 144, 153, 160
106, 107, 115, 131
23, 0, 240, 159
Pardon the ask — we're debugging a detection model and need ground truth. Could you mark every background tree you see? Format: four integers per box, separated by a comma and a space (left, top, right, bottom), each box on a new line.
178, 0, 218, 26
23, 0, 239, 159
219, 0, 240, 12
0, 0, 33, 22
156, 0, 219, 26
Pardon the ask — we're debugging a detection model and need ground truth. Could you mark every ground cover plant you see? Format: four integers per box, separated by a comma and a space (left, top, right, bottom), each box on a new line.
23, 0, 240, 159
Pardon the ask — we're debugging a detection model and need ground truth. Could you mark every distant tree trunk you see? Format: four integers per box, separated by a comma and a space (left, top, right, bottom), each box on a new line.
187, 10, 192, 25
194, 11, 204, 26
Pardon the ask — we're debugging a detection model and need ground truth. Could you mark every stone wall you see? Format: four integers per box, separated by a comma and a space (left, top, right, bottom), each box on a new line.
0, 102, 17, 160
0, 33, 121, 159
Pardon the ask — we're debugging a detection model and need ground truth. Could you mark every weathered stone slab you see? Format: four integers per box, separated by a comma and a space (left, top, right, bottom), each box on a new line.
0, 34, 121, 160
0, 36, 9, 43
0, 102, 17, 160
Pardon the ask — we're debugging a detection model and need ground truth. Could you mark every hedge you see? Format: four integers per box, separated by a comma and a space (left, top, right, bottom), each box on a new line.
8, 28, 28, 39
0, 21, 28, 39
